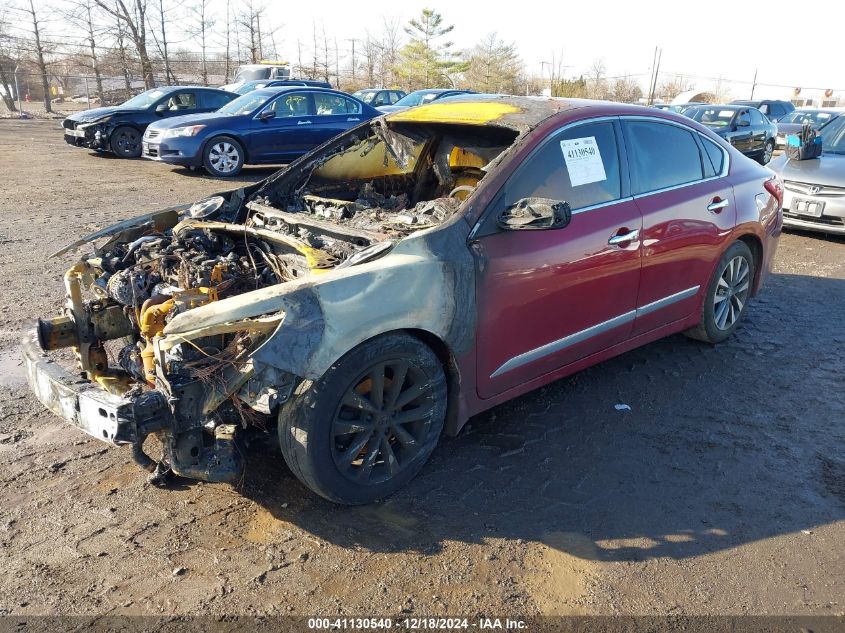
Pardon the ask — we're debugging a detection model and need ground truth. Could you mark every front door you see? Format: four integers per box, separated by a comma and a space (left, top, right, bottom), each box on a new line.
473, 119, 643, 399
621, 118, 737, 336
249, 92, 317, 162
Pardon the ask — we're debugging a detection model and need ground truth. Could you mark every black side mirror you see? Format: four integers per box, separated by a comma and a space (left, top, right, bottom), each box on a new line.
497, 198, 571, 231
257, 110, 276, 121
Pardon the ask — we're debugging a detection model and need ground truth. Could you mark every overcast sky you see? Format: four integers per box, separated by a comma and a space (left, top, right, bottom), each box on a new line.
263, 0, 845, 96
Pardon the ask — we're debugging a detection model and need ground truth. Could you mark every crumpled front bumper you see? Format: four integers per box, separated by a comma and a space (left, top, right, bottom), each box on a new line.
22, 326, 135, 444
63, 124, 108, 150
22, 325, 243, 483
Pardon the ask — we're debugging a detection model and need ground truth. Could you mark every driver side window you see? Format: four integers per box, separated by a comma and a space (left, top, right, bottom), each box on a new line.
737, 110, 751, 126
502, 121, 622, 211
268, 93, 312, 117
166, 92, 196, 111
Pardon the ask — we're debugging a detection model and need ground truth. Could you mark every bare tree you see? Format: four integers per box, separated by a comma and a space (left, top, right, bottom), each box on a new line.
657, 74, 694, 101
586, 58, 608, 100
0, 11, 19, 111
95, 0, 155, 88
609, 75, 643, 103
149, 0, 177, 85
113, 5, 133, 99
61, 0, 105, 102
21, 0, 52, 112
377, 17, 400, 87
187, 0, 214, 85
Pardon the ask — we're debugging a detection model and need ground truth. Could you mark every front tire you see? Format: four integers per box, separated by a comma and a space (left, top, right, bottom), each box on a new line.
685, 241, 755, 344
109, 125, 141, 158
278, 333, 447, 505
203, 136, 244, 177
758, 139, 774, 165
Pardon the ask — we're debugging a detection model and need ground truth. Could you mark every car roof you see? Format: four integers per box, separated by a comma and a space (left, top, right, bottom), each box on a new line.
687, 104, 742, 111
408, 88, 462, 95
250, 86, 346, 96
383, 94, 688, 132
154, 85, 222, 92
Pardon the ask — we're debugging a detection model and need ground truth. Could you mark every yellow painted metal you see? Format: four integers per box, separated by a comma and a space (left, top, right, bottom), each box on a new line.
387, 102, 522, 125
140, 299, 175, 338
314, 138, 423, 179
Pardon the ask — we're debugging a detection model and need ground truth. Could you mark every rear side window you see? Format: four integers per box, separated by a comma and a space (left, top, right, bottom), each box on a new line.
701, 137, 725, 176
314, 93, 362, 115
624, 121, 704, 194
749, 109, 764, 125
502, 121, 622, 211
203, 91, 234, 109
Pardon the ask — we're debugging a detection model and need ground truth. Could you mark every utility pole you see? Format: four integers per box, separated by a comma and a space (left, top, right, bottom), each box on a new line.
648, 47, 662, 105
750, 68, 758, 99
647, 46, 658, 105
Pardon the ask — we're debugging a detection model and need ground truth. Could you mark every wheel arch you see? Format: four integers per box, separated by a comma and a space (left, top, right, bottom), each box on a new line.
735, 232, 764, 296
201, 132, 250, 163
402, 328, 464, 437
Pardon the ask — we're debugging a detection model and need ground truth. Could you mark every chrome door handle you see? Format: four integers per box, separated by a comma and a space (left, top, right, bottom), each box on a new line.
608, 229, 640, 245
297, 120, 312, 125
707, 199, 730, 213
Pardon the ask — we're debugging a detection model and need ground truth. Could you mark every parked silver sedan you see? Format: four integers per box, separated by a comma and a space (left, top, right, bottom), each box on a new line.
769, 115, 845, 235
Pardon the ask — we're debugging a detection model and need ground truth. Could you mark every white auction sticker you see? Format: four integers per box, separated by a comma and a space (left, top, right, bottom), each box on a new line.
560, 136, 607, 186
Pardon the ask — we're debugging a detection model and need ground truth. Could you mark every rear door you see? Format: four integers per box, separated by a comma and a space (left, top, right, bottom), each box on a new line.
622, 118, 736, 336
200, 90, 235, 113
748, 108, 767, 153
732, 109, 754, 154
312, 93, 365, 144
473, 118, 643, 399
249, 91, 317, 162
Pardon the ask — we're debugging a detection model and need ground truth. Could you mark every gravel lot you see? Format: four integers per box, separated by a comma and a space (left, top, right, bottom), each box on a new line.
0, 119, 843, 618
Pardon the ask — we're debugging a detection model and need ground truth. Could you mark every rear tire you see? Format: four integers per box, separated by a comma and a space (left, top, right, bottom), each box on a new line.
203, 136, 244, 177
109, 125, 142, 158
685, 241, 755, 344
758, 139, 774, 165
278, 333, 447, 505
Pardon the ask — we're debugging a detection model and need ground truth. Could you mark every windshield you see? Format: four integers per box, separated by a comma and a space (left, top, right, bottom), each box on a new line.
122, 89, 167, 109
217, 91, 273, 115
820, 116, 845, 154
781, 110, 837, 127
687, 107, 737, 127
353, 90, 378, 104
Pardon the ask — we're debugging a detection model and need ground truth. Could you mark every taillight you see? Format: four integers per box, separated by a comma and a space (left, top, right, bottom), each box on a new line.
764, 176, 783, 208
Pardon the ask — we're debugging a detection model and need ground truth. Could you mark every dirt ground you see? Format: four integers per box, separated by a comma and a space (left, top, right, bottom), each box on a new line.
0, 120, 843, 618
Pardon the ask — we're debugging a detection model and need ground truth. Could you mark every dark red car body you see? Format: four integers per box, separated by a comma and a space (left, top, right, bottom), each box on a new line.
446, 101, 782, 427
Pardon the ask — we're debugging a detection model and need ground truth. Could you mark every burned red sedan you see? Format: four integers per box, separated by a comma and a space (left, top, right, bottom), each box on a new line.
24, 97, 783, 504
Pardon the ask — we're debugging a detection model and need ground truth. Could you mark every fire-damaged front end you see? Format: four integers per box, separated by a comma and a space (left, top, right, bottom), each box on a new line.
27, 101, 531, 485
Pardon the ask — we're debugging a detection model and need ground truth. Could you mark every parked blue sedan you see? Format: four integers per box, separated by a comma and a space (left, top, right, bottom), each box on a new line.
142, 87, 379, 176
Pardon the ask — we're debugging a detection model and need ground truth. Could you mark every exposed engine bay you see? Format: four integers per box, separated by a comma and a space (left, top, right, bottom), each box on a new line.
33, 120, 518, 483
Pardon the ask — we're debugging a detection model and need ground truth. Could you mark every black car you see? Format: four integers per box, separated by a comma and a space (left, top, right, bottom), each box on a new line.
62, 86, 237, 158
730, 99, 795, 122
684, 104, 777, 164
